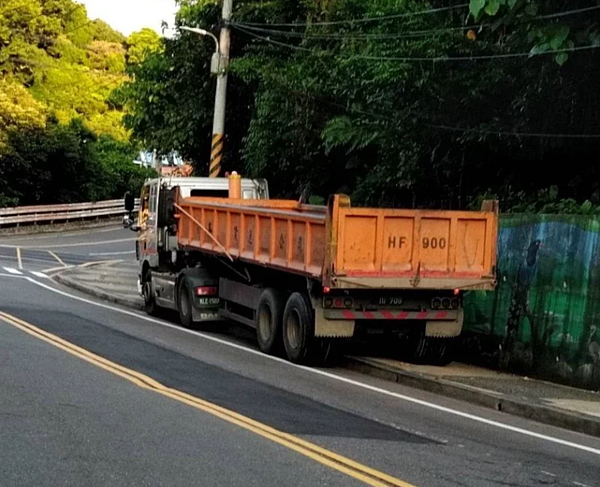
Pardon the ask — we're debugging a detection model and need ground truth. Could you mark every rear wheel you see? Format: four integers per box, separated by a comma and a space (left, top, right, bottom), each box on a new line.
408, 329, 455, 366
282, 292, 333, 365
177, 279, 194, 329
256, 288, 285, 355
142, 270, 158, 316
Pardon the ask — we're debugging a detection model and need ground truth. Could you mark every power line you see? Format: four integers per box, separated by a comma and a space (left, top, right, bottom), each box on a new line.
234, 25, 312, 52
353, 44, 600, 62
423, 123, 600, 139
233, 24, 600, 62
237, 4, 469, 28
235, 3, 600, 29
233, 4, 600, 42
261, 78, 600, 139
232, 23, 477, 41
535, 4, 600, 19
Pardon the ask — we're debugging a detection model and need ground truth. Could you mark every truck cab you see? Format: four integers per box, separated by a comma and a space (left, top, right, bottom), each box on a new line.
135, 176, 269, 321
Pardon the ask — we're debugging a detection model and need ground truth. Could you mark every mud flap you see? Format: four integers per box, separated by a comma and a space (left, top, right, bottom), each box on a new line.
313, 299, 355, 338
425, 309, 464, 338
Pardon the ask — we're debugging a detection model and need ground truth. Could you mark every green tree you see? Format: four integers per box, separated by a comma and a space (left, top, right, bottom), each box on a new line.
120, 0, 600, 210
126, 28, 162, 65
0, 78, 46, 147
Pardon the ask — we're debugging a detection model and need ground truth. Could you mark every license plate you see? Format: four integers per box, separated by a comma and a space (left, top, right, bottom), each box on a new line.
199, 312, 218, 321
376, 296, 403, 306
198, 297, 220, 306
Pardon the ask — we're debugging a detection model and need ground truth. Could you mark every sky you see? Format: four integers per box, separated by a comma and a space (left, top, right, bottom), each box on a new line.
77, 0, 178, 36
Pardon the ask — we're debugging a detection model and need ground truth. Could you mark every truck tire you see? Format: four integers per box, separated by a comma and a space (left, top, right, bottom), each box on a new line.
283, 293, 315, 364
256, 288, 285, 355
177, 279, 194, 329
142, 270, 158, 316
410, 333, 455, 366
282, 292, 339, 365
424, 337, 455, 366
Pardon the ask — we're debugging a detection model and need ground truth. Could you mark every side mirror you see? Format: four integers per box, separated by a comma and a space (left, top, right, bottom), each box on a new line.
124, 192, 135, 212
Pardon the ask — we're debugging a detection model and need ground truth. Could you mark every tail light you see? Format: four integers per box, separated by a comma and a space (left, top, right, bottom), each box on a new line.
432, 297, 460, 310
327, 297, 354, 309
195, 286, 217, 296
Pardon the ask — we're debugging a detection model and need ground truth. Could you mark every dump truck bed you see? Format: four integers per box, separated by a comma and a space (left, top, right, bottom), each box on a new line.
175, 195, 498, 290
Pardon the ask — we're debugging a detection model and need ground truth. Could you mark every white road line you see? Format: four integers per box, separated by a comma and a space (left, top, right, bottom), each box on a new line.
16, 248, 22, 269
3, 267, 22, 275
88, 251, 135, 256
48, 251, 66, 267
41, 265, 75, 273
30, 271, 50, 279
0, 273, 26, 279
28, 238, 135, 249
4, 274, 600, 457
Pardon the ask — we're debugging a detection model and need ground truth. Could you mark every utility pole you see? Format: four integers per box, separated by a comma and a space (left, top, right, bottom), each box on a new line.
209, 0, 232, 178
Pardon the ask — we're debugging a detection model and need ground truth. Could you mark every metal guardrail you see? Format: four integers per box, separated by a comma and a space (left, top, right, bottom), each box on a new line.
0, 199, 139, 227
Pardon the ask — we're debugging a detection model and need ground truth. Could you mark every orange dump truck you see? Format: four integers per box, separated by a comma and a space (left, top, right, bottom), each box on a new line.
132, 176, 498, 365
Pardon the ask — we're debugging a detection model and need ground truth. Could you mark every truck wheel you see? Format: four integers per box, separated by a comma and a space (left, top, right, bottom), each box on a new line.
256, 288, 285, 355
177, 279, 194, 329
424, 337, 455, 366
409, 332, 455, 366
282, 292, 317, 365
142, 271, 158, 316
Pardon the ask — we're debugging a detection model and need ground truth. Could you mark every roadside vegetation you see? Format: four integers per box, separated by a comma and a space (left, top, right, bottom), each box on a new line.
0, 0, 157, 206
120, 0, 600, 211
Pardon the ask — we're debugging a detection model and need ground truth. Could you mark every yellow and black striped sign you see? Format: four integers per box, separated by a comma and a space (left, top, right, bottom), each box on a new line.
210, 133, 223, 178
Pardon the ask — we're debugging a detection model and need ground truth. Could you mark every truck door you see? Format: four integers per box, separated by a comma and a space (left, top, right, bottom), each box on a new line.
138, 180, 160, 267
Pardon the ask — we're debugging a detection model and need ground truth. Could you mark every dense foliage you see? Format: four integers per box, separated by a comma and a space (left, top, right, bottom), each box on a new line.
121, 0, 600, 211
0, 0, 157, 207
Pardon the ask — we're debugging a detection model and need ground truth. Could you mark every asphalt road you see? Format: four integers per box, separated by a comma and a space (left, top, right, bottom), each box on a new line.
0, 226, 136, 277
1, 227, 600, 487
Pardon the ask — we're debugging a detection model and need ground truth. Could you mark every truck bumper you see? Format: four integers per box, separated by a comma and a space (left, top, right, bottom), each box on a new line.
323, 309, 459, 321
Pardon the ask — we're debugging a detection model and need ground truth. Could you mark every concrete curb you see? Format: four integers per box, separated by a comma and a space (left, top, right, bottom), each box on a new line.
53, 269, 143, 312
343, 357, 600, 439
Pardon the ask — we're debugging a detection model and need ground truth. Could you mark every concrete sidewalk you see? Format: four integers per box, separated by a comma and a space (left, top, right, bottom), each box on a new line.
53, 260, 600, 438
53, 260, 142, 310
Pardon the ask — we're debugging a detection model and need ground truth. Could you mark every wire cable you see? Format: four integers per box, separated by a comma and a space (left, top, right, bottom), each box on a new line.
353, 44, 600, 62
233, 4, 600, 42
238, 4, 469, 28
232, 23, 478, 41
233, 24, 600, 62
423, 123, 600, 138
535, 4, 600, 19
235, 3, 600, 29
262, 80, 600, 139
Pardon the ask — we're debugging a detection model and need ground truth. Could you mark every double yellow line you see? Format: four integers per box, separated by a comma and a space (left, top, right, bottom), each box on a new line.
0, 311, 417, 487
